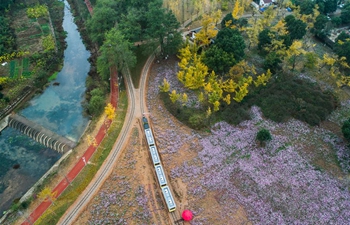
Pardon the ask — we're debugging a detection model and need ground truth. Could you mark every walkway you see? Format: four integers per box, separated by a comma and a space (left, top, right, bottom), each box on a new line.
21, 68, 119, 225
84, 0, 93, 15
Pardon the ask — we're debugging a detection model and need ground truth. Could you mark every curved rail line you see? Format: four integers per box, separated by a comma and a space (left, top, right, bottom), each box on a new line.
58, 69, 136, 225
140, 52, 155, 115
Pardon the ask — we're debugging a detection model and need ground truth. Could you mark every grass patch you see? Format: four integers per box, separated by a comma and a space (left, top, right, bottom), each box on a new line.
9, 61, 16, 78
35, 91, 128, 225
29, 33, 42, 39
129, 46, 151, 89
48, 72, 58, 82
41, 24, 50, 35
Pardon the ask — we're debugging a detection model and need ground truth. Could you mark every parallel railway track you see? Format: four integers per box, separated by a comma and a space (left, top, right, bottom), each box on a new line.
58, 69, 136, 225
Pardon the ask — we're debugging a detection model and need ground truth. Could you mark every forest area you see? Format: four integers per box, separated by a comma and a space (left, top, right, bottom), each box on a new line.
2, 0, 350, 224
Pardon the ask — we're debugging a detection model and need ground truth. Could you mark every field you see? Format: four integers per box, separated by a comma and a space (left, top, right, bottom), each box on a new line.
73, 51, 350, 224
12, 8, 51, 53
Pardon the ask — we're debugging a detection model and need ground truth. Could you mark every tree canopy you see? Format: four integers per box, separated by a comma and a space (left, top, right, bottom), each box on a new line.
0, 16, 16, 55
315, 0, 337, 14
0, 0, 14, 11
284, 15, 307, 41
342, 118, 350, 141
97, 28, 136, 80
145, 0, 181, 54
340, 3, 350, 24
215, 28, 246, 61
86, 6, 118, 45
311, 14, 328, 38
334, 32, 350, 64
203, 46, 236, 75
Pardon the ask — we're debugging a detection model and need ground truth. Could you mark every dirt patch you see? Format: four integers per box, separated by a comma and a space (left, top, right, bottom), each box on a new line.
75, 124, 171, 224
11, 8, 46, 53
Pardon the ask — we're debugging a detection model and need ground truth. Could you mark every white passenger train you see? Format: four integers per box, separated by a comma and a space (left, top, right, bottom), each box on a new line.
142, 116, 176, 212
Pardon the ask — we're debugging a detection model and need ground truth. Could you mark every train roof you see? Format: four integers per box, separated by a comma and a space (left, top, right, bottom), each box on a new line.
149, 145, 161, 165
142, 116, 148, 124
155, 164, 167, 186
145, 128, 155, 146
161, 186, 176, 210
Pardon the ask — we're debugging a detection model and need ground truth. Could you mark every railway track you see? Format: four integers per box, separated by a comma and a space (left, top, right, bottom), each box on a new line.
140, 50, 155, 115
58, 69, 136, 225
171, 211, 183, 225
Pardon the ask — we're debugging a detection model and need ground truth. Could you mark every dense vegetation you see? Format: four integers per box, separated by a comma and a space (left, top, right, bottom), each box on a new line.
159, 0, 350, 130
82, 0, 182, 117
0, 0, 66, 111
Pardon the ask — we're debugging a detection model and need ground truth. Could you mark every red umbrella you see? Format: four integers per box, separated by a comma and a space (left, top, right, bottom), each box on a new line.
182, 209, 193, 221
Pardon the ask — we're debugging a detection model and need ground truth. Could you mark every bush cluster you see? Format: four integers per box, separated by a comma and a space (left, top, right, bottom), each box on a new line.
250, 75, 338, 125
163, 74, 338, 128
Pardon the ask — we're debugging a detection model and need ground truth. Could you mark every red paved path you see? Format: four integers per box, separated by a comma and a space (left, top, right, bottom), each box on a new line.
21, 68, 119, 225
84, 0, 93, 15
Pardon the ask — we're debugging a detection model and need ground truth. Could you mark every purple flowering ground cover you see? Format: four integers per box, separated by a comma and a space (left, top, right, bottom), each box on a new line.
76, 128, 170, 225
147, 57, 350, 225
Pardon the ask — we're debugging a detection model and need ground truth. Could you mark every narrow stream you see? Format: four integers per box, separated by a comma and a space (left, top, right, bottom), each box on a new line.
0, 0, 90, 214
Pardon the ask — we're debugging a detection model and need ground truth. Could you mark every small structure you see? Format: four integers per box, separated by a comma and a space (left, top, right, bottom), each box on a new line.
259, 0, 273, 8
182, 209, 193, 221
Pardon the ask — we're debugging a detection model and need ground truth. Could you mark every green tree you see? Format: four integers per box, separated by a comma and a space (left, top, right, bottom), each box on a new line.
0, 0, 14, 11
284, 15, 307, 41
295, 0, 315, 15
340, 3, 350, 24
215, 28, 246, 61
89, 95, 105, 116
0, 16, 16, 55
145, 0, 181, 54
117, 8, 142, 42
311, 14, 328, 38
331, 17, 342, 27
316, 0, 337, 14
263, 52, 282, 73
304, 52, 318, 70
221, 12, 247, 28
86, 6, 118, 45
203, 45, 236, 75
334, 32, 350, 64
258, 29, 272, 52
342, 118, 350, 141
256, 128, 272, 146
97, 28, 136, 81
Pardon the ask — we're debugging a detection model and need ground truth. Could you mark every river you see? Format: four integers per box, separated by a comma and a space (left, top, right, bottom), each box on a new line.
0, 0, 90, 214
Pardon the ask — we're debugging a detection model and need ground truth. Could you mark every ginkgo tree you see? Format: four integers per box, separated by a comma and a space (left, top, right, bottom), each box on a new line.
194, 14, 218, 47
285, 40, 306, 70
104, 103, 115, 120
319, 53, 350, 87
38, 187, 57, 204
168, 43, 272, 112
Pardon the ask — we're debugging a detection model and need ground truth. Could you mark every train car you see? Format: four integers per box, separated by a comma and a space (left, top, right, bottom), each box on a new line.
161, 186, 176, 212
142, 116, 150, 130
145, 128, 155, 146
149, 145, 161, 165
155, 164, 167, 187
142, 116, 148, 125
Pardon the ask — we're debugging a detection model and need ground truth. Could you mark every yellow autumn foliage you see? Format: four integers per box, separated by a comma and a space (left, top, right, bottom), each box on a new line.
104, 103, 115, 120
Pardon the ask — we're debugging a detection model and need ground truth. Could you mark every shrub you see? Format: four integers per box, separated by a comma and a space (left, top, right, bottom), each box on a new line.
88, 95, 105, 116
256, 128, 272, 146
249, 75, 338, 125
189, 113, 206, 129
342, 118, 350, 141
220, 103, 251, 125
